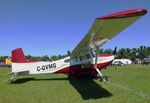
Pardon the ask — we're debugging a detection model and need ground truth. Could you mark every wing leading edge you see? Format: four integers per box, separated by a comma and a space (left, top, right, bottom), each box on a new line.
71, 9, 147, 57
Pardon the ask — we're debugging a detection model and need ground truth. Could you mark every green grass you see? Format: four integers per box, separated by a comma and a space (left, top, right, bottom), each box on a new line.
0, 64, 150, 103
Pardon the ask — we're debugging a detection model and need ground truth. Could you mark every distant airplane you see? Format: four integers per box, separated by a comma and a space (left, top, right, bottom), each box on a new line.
142, 57, 150, 65
9, 8, 147, 83
112, 59, 132, 66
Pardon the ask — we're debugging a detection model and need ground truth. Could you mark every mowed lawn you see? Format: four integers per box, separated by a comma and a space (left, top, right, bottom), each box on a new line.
0, 64, 150, 103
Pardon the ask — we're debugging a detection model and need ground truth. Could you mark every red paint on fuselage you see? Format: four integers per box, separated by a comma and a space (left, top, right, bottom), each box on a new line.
55, 59, 113, 77
99, 54, 112, 57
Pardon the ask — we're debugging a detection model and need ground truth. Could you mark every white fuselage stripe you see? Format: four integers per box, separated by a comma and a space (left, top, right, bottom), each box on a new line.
12, 55, 114, 75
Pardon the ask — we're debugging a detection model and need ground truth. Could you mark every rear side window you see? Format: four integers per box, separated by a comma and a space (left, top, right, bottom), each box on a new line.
70, 57, 78, 62
64, 59, 70, 63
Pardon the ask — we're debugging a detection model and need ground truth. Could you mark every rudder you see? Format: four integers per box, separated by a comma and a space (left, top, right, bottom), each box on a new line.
12, 48, 27, 63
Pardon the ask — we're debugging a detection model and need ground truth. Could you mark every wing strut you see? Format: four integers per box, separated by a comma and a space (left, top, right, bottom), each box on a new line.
94, 46, 108, 82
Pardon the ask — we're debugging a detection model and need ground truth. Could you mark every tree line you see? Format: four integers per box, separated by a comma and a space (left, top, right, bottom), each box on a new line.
0, 46, 150, 62
100, 46, 150, 61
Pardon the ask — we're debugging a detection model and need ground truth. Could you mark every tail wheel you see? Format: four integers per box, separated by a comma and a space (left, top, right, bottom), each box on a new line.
8, 76, 14, 83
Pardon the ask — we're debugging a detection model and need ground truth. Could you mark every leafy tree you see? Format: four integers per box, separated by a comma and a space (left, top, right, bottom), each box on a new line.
50, 55, 58, 61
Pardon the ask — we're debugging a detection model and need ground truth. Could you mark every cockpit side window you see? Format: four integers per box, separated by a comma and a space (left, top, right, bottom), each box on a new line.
86, 54, 91, 59
79, 54, 92, 61
79, 55, 85, 61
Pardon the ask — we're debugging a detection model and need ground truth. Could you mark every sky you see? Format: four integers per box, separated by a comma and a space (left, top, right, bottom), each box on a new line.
0, 0, 150, 56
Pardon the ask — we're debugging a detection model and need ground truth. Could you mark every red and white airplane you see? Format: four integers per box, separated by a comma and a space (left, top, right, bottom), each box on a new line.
9, 8, 147, 82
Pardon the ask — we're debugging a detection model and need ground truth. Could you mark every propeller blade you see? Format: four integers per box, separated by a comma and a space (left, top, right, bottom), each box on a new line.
113, 46, 117, 55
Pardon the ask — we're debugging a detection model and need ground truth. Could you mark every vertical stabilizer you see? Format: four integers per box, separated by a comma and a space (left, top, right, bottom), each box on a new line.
12, 48, 27, 63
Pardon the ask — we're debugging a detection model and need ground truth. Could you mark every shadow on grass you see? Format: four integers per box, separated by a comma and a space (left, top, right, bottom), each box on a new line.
68, 76, 112, 100
12, 77, 35, 84
12, 77, 69, 84
12, 76, 112, 99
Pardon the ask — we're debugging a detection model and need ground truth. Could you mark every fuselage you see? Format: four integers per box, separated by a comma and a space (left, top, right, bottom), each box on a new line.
12, 54, 114, 77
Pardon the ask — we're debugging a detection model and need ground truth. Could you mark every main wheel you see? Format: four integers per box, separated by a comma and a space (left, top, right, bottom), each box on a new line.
99, 76, 108, 82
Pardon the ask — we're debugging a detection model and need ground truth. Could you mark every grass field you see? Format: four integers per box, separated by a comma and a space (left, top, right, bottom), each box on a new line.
0, 64, 150, 103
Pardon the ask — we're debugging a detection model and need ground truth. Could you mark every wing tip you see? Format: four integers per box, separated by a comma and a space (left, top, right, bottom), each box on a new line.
97, 8, 147, 19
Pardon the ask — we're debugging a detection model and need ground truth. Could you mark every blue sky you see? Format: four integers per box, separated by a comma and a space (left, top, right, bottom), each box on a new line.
0, 0, 150, 56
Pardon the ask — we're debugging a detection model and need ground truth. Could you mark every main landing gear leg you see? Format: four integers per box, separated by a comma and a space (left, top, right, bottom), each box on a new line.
95, 68, 108, 82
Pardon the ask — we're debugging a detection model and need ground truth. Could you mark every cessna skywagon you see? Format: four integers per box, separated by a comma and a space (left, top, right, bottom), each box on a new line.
9, 8, 147, 83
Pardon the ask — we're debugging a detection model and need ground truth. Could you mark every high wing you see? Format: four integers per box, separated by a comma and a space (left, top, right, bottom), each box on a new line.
71, 9, 147, 57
